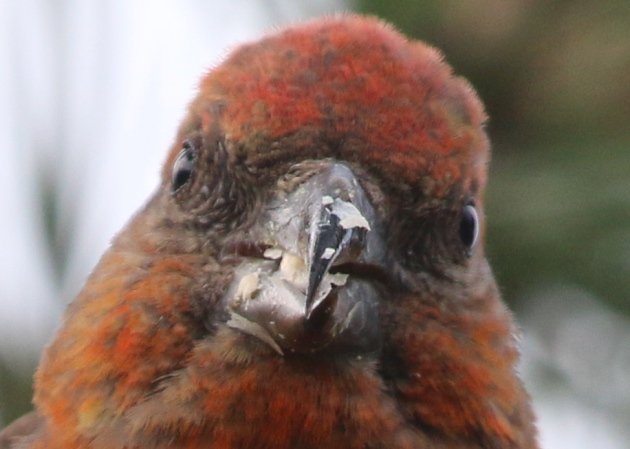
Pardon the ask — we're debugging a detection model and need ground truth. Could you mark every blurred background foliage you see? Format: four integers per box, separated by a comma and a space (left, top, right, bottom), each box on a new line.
1, 0, 629, 447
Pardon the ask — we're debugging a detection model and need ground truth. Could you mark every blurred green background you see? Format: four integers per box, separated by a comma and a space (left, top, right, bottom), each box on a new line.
1, 1, 629, 447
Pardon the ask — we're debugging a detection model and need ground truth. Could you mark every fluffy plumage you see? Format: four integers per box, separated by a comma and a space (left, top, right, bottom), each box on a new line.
1, 15, 538, 449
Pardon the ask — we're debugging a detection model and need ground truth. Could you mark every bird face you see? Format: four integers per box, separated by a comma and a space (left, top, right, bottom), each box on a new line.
16, 15, 539, 449
153, 16, 490, 360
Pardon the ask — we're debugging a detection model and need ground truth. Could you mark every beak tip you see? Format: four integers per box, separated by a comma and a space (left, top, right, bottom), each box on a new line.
303, 285, 318, 320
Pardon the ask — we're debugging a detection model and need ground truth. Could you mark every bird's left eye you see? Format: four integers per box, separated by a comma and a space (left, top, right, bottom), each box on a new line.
172, 141, 196, 192
459, 203, 479, 252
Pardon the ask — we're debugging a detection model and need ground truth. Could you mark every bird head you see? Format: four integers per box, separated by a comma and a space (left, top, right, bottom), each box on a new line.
152, 16, 489, 356
31, 15, 537, 449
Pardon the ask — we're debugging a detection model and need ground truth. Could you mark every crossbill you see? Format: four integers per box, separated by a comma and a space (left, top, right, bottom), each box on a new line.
0, 15, 539, 449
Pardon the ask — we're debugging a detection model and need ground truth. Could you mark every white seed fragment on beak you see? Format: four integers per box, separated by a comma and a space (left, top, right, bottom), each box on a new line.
310, 272, 349, 309
321, 247, 335, 259
227, 312, 284, 355
329, 272, 349, 286
321, 195, 334, 205
279, 252, 308, 288
235, 272, 260, 303
330, 199, 371, 231
263, 247, 284, 260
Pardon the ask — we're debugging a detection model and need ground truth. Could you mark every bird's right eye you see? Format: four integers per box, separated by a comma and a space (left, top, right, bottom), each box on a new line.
172, 141, 196, 192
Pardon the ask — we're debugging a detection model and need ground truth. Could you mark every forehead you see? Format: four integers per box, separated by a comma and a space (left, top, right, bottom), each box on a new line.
169, 16, 489, 198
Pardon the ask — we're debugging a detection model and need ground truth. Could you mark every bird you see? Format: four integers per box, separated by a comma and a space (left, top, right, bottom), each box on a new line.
0, 14, 539, 449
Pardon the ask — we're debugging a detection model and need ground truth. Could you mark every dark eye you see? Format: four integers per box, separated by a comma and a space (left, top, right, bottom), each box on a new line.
459, 203, 479, 251
172, 141, 196, 192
